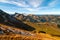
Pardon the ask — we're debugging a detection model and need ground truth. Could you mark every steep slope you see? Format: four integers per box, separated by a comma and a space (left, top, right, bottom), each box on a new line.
0, 9, 35, 31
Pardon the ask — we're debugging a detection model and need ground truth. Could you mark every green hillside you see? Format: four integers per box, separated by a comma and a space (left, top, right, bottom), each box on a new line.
24, 22, 60, 36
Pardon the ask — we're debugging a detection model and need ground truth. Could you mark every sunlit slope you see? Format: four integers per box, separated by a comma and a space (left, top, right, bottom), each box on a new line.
0, 23, 60, 40
24, 22, 60, 35
0, 33, 57, 40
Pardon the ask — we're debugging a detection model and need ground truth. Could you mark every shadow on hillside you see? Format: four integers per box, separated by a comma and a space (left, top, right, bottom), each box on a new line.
0, 9, 35, 31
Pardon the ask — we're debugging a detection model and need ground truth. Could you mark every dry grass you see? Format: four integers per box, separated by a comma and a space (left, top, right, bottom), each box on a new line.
0, 33, 59, 40
0, 23, 60, 40
24, 22, 60, 35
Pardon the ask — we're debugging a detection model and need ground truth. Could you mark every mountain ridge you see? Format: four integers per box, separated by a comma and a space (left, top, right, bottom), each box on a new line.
0, 9, 35, 31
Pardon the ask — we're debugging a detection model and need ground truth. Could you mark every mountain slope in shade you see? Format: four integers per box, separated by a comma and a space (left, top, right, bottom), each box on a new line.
0, 9, 35, 31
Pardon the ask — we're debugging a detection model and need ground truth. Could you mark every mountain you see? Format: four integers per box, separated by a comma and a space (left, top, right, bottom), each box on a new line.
13, 13, 60, 36
13, 13, 60, 23
0, 9, 35, 31
0, 9, 60, 40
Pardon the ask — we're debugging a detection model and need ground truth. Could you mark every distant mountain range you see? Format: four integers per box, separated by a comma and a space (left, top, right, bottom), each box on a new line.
13, 13, 60, 24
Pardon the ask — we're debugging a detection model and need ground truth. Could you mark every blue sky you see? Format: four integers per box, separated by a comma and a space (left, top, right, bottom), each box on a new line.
0, 0, 60, 15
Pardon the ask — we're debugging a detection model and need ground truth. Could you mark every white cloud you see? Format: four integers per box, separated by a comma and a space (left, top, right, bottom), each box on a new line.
28, 0, 43, 8
0, 0, 7, 2
24, 7, 40, 12
48, 0, 60, 7
11, 1, 29, 7
0, 0, 29, 7
0, 0, 43, 8
0, 0, 9, 3
26, 8, 34, 11
7, 12, 15, 14
39, 11, 60, 15
0, 0, 48, 11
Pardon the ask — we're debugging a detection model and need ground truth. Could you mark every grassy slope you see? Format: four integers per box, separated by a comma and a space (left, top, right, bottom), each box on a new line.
0, 23, 60, 40
24, 22, 60, 35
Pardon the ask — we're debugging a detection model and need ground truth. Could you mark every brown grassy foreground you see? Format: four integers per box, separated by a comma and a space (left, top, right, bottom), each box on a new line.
0, 24, 60, 40
0, 33, 60, 40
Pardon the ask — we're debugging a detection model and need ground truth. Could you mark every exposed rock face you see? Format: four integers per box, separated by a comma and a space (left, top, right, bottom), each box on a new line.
13, 13, 60, 23
0, 9, 35, 31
